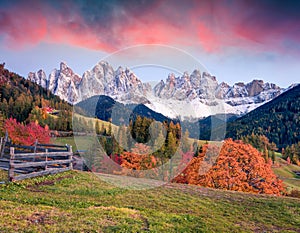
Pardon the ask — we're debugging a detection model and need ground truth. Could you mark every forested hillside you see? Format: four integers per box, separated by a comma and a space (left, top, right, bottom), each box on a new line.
181, 114, 238, 140
0, 63, 72, 132
226, 85, 300, 149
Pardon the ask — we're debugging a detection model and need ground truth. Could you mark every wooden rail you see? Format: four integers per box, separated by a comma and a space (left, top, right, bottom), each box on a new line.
7, 145, 73, 182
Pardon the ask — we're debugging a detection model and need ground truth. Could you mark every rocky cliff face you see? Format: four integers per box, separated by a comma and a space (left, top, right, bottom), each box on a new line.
153, 71, 282, 106
153, 71, 218, 102
218, 80, 282, 106
48, 62, 82, 103
28, 61, 285, 119
79, 61, 114, 100
28, 69, 48, 89
28, 61, 151, 105
79, 62, 151, 104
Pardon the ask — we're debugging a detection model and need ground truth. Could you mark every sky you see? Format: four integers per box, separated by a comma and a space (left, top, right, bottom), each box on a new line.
0, 0, 299, 87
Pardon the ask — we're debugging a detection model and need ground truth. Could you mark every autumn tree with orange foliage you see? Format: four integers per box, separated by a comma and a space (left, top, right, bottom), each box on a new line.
173, 139, 284, 195
120, 143, 158, 178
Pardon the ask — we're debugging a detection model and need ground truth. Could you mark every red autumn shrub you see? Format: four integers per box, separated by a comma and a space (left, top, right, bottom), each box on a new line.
5, 118, 50, 145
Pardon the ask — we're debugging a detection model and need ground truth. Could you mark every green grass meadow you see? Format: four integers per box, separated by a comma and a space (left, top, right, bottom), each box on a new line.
0, 170, 299, 232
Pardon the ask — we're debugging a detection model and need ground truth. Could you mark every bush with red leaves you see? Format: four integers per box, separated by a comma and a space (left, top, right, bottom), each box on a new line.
5, 118, 50, 145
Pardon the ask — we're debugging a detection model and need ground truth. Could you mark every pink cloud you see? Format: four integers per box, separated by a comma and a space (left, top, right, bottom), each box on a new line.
0, 4, 47, 49
0, 3, 116, 52
0, 1, 299, 56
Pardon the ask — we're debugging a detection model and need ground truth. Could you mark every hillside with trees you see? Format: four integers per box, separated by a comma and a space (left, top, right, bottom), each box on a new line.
0, 63, 72, 134
225, 84, 300, 149
283, 142, 300, 166
181, 113, 238, 141
81, 115, 191, 175
0, 64, 297, 195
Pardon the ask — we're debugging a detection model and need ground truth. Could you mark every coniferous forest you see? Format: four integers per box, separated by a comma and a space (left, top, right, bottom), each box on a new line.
226, 85, 300, 149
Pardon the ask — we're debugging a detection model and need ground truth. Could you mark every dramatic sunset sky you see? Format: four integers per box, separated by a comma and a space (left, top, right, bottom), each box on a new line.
0, 0, 299, 87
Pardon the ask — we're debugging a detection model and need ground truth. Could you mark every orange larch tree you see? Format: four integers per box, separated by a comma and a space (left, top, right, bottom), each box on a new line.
173, 139, 284, 195
120, 143, 157, 178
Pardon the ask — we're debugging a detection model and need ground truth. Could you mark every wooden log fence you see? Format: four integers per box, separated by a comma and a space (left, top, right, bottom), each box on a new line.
6, 145, 73, 182
0, 136, 74, 182
8, 145, 73, 181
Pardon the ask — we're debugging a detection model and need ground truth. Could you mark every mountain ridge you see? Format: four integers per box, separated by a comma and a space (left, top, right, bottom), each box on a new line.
74, 95, 174, 127
28, 61, 291, 119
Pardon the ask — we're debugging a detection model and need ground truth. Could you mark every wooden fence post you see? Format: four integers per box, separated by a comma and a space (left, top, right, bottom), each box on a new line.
9, 147, 15, 182
45, 149, 48, 170
34, 139, 38, 153
68, 145, 73, 170
1, 131, 8, 158
0, 137, 3, 158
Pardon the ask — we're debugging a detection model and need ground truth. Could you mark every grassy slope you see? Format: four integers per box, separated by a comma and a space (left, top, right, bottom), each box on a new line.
272, 156, 300, 192
0, 171, 299, 232
0, 169, 8, 182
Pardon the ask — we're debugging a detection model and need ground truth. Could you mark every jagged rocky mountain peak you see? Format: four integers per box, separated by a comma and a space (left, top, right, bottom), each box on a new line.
191, 69, 201, 76
190, 69, 201, 88
28, 60, 287, 119
202, 71, 217, 81
27, 69, 47, 89
60, 61, 68, 70
219, 81, 230, 88
234, 82, 245, 87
